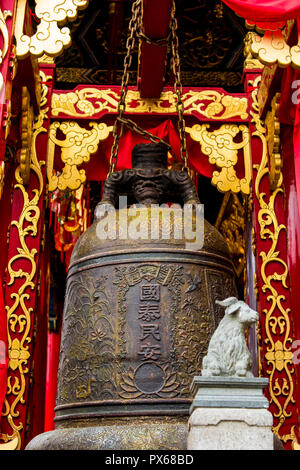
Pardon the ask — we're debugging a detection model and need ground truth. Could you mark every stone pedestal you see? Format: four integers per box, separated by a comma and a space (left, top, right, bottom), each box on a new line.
187, 376, 274, 450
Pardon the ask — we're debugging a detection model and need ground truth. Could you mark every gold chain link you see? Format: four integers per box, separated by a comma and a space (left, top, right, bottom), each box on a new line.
109, 0, 142, 174
109, 0, 188, 174
170, 1, 188, 171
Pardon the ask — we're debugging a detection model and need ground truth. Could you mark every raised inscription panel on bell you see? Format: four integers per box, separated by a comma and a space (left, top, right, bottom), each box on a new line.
117, 265, 180, 399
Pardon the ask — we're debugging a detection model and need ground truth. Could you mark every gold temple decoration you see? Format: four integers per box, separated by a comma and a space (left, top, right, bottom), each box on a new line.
51, 88, 121, 118
257, 64, 278, 117
251, 27, 291, 67
265, 93, 282, 192
186, 123, 251, 194
215, 192, 246, 278
15, 0, 89, 59
0, 70, 51, 451
0, 161, 4, 199
243, 32, 263, 70
247, 21, 300, 69
18, 87, 34, 186
47, 121, 113, 192
251, 76, 296, 444
51, 88, 249, 121
0, 8, 12, 93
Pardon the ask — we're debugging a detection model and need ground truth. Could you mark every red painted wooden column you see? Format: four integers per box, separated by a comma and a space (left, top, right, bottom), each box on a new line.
244, 68, 300, 448
0, 60, 55, 450
44, 329, 61, 432
138, 0, 173, 98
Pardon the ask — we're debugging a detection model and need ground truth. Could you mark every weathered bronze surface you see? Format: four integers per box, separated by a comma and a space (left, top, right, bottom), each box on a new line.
26, 143, 237, 450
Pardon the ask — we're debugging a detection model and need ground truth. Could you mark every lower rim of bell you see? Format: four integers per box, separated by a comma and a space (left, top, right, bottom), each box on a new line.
54, 414, 188, 429
54, 399, 191, 424
26, 416, 188, 450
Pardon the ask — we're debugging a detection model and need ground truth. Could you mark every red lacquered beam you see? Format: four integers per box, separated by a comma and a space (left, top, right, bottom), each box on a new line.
138, 0, 173, 98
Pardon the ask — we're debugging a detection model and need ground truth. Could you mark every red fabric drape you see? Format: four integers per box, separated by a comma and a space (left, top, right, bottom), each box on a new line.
84, 119, 221, 182
0, 281, 8, 426
222, 0, 300, 21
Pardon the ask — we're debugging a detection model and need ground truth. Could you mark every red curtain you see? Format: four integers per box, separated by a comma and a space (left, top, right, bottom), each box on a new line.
0, 281, 8, 427
222, 0, 300, 21
84, 119, 225, 182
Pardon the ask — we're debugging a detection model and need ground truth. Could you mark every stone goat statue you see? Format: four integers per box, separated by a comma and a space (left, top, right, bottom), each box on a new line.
201, 297, 259, 378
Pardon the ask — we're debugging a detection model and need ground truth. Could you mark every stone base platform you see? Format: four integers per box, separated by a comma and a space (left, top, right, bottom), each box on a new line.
187, 376, 274, 450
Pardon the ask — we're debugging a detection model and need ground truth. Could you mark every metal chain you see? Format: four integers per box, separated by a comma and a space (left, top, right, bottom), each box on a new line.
170, 1, 188, 171
109, 0, 188, 174
117, 116, 171, 149
137, 31, 170, 46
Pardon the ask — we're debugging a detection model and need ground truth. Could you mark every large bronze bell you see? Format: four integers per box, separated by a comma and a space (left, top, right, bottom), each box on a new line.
27, 143, 237, 450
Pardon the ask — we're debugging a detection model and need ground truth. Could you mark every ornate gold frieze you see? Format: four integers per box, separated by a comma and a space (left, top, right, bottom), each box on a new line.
51, 88, 121, 118
51, 88, 249, 121
0, 70, 51, 450
186, 123, 251, 195
251, 76, 297, 444
15, 0, 89, 59
47, 121, 113, 192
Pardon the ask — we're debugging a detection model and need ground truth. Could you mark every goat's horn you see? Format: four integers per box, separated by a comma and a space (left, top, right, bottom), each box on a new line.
216, 297, 238, 307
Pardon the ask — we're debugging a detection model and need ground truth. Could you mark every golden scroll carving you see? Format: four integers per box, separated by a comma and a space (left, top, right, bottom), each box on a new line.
15, 0, 89, 59
47, 121, 113, 192
251, 76, 297, 445
247, 21, 300, 69
0, 71, 51, 450
186, 123, 251, 195
51, 88, 249, 120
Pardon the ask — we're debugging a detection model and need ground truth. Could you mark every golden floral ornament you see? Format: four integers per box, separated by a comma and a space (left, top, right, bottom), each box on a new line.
265, 340, 294, 372
9, 339, 30, 371
14, 0, 89, 59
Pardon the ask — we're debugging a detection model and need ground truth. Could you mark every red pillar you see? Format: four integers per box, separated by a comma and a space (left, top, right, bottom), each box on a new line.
244, 69, 300, 448
0, 60, 55, 449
